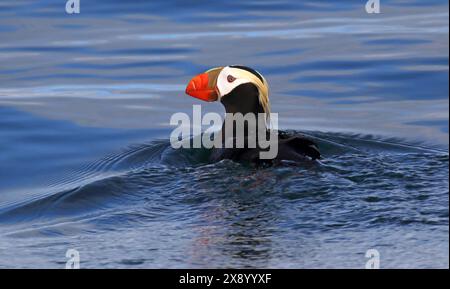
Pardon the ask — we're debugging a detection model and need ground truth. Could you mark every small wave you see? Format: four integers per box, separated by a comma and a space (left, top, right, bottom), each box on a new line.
0, 132, 447, 228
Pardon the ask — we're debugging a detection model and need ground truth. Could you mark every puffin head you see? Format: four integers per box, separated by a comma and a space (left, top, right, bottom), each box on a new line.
185, 65, 270, 119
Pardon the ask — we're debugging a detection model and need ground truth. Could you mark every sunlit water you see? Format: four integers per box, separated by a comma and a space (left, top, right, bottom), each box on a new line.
0, 0, 448, 268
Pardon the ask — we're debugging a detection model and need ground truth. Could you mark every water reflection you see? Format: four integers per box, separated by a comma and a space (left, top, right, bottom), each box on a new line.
189, 170, 278, 267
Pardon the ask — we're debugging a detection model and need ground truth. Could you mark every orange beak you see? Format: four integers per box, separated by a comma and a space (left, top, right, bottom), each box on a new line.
185, 67, 223, 102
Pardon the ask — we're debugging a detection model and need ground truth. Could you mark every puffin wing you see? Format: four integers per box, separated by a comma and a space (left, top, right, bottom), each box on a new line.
210, 133, 321, 164
279, 132, 321, 160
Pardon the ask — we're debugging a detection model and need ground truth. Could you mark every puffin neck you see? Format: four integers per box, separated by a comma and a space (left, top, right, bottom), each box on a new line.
220, 82, 267, 141
220, 82, 264, 115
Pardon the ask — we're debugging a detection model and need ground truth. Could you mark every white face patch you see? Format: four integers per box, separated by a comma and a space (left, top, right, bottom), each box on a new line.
216, 66, 252, 99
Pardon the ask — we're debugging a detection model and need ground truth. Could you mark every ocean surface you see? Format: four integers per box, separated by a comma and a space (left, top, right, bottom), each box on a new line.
0, 0, 448, 268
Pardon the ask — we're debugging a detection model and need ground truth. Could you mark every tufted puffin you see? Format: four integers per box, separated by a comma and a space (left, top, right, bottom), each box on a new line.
185, 65, 320, 165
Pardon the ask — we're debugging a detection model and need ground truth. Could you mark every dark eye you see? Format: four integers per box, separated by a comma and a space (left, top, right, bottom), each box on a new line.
227, 75, 236, 83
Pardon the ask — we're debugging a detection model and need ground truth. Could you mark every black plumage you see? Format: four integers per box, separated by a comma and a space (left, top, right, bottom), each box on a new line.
212, 75, 320, 165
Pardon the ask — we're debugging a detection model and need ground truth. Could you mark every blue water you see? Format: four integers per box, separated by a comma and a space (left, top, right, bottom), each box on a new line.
0, 0, 448, 268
